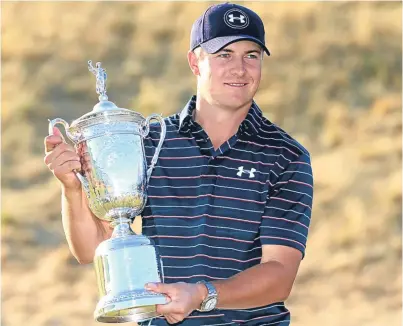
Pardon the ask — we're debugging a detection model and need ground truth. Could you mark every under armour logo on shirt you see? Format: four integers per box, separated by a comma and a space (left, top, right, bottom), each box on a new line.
237, 166, 256, 178
224, 9, 249, 29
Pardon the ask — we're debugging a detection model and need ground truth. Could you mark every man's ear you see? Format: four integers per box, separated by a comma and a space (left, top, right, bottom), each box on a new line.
187, 50, 200, 76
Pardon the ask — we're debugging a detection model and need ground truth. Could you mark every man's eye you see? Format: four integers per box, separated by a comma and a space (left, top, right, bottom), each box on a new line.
218, 53, 230, 58
246, 54, 258, 59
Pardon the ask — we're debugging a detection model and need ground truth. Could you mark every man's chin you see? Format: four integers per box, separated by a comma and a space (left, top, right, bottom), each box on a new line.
219, 96, 253, 110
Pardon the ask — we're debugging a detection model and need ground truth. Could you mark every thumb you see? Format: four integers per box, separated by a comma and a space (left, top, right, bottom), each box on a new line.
53, 126, 61, 135
51, 127, 66, 142
145, 282, 173, 294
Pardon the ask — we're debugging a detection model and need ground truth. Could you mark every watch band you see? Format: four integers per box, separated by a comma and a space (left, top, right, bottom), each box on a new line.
197, 280, 218, 312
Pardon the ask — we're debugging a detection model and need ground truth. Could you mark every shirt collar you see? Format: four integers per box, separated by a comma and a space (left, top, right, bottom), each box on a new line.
241, 101, 263, 135
178, 95, 263, 135
178, 95, 197, 133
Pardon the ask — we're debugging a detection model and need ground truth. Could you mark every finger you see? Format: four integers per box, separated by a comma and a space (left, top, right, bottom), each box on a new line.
145, 282, 175, 294
44, 143, 77, 165
170, 314, 185, 323
165, 316, 174, 325
44, 143, 66, 165
44, 134, 66, 153
48, 152, 80, 172
44, 135, 62, 153
52, 160, 82, 177
156, 300, 186, 316
48, 151, 81, 172
51, 126, 64, 139
155, 301, 173, 315
45, 126, 67, 152
165, 315, 181, 325
48, 124, 65, 138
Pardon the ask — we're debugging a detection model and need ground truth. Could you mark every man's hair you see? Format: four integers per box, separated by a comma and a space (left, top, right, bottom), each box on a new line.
193, 47, 204, 59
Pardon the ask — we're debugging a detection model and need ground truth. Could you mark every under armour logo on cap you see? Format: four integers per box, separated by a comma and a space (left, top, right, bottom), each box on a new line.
228, 14, 245, 23
224, 9, 249, 29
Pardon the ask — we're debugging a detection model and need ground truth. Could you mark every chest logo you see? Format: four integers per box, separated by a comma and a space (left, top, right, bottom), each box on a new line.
237, 166, 256, 178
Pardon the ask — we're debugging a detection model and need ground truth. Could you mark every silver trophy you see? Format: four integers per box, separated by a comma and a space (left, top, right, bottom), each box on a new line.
48, 61, 168, 323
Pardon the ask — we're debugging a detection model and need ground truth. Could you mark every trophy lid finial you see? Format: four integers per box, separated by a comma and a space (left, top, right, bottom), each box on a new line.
88, 60, 118, 112
88, 60, 109, 102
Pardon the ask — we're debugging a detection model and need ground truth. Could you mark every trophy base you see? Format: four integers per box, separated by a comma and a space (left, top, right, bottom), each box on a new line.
94, 291, 167, 323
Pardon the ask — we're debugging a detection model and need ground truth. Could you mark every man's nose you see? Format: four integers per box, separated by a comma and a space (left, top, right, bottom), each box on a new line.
230, 58, 246, 76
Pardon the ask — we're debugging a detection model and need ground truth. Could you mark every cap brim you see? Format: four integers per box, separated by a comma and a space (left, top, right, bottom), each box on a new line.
200, 35, 271, 56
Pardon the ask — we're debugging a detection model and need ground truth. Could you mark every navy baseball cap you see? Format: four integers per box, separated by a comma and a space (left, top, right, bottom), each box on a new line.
190, 3, 270, 56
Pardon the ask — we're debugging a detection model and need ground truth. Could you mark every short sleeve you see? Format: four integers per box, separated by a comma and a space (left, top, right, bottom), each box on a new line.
259, 153, 314, 258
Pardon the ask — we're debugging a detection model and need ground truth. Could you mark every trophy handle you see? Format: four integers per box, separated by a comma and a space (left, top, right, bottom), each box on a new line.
143, 114, 166, 184
48, 118, 89, 189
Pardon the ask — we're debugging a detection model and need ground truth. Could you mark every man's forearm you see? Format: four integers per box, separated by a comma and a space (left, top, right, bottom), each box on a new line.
211, 260, 294, 309
61, 187, 111, 264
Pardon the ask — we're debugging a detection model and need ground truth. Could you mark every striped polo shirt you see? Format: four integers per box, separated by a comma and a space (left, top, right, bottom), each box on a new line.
140, 96, 314, 326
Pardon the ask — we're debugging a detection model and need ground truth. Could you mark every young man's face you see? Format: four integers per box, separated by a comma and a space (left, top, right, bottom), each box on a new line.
192, 40, 263, 110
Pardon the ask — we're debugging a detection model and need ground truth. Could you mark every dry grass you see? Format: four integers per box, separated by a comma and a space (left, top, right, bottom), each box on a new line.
2, 2, 402, 326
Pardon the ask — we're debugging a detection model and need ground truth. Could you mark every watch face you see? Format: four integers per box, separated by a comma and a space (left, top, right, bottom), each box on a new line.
204, 298, 217, 311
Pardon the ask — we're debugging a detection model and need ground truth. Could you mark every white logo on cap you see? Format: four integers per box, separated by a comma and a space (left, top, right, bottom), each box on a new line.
224, 9, 249, 29
228, 13, 246, 24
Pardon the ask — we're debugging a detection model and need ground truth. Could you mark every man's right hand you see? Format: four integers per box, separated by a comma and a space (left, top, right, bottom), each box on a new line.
44, 127, 82, 191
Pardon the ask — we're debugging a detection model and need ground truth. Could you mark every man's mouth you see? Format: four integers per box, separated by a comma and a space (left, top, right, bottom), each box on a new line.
225, 83, 248, 87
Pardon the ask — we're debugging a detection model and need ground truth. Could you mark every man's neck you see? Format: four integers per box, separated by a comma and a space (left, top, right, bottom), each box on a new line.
193, 96, 252, 150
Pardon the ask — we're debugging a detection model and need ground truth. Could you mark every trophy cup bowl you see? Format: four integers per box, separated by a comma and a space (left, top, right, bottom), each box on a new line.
48, 61, 168, 323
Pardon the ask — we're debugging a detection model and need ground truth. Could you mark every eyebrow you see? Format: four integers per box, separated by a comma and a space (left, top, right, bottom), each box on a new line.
220, 48, 262, 54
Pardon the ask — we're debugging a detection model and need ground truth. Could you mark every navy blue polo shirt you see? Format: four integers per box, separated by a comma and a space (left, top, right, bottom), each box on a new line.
140, 96, 313, 326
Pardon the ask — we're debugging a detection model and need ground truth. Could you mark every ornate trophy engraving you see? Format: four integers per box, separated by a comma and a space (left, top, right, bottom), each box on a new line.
48, 61, 167, 323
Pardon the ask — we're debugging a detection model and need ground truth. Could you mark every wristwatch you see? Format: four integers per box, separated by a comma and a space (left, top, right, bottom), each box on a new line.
197, 280, 218, 312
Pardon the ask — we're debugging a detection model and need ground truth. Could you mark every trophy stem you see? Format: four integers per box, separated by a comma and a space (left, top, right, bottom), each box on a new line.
110, 217, 135, 238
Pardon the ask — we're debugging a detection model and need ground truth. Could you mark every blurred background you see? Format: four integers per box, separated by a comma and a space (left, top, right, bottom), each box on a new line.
1, 2, 402, 326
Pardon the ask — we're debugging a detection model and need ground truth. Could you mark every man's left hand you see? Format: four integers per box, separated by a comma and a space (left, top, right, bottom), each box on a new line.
145, 282, 206, 324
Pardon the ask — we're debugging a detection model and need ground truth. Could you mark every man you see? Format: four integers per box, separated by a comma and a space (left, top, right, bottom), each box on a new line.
44, 3, 313, 326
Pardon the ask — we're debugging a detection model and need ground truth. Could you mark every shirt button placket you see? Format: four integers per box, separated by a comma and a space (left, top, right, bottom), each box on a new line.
207, 156, 217, 216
